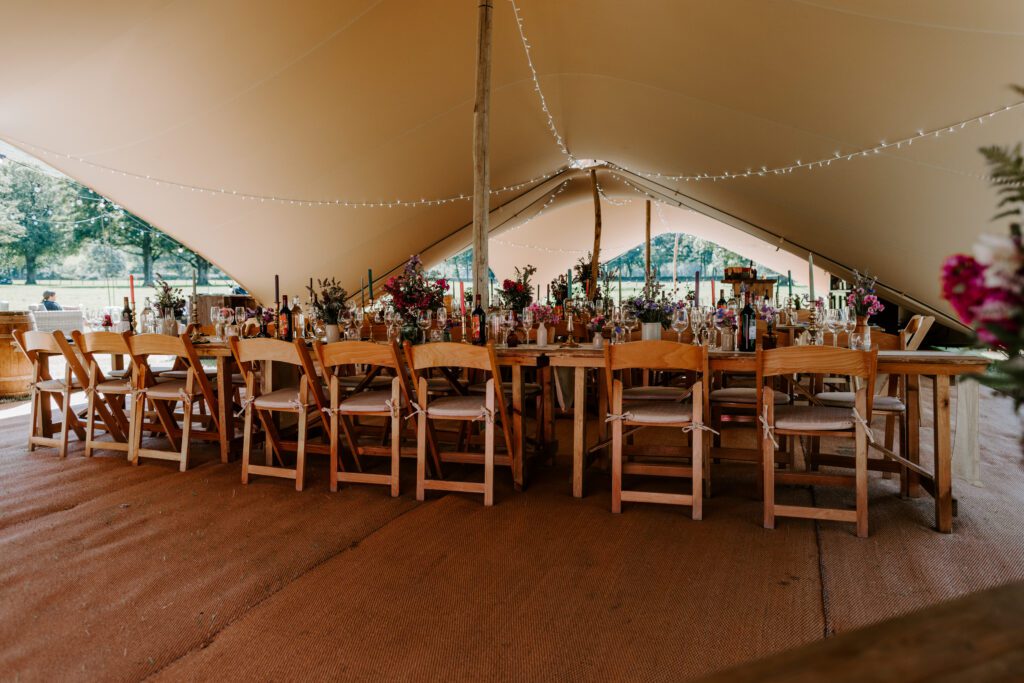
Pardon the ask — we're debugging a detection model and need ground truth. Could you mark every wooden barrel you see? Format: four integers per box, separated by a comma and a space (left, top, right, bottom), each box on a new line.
0, 311, 33, 397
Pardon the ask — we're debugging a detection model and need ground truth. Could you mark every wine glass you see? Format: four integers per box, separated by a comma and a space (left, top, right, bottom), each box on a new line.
713, 310, 727, 350
844, 306, 857, 347
417, 309, 432, 344
436, 306, 447, 339
383, 307, 396, 342
671, 307, 688, 343
623, 309, 638, 342
353, 307, 365, 340
522, 306, 535, 343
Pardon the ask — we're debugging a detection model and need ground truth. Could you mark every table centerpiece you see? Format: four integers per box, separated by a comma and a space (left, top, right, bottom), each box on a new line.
382, 255, 449, 344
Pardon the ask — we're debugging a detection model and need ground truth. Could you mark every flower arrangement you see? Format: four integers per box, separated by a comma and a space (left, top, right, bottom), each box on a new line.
587, 314, 606, 335
846, 271, 885, 319
573, 252, 608, 300
759, 303, 778, 332
153, 275, 186, 317
624, 282, 675, 327
941, 123, 1024, 405
307, 277, 348, 325
101, 313, 113, 329
527, 303, 561, 325
499, 265, 536, 312
383, 255, 449, 321
714, 307, 737, 328
549, 273, 569, 304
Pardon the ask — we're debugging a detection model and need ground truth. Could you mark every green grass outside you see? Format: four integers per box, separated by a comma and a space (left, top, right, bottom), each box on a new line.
0, 279, 237, 312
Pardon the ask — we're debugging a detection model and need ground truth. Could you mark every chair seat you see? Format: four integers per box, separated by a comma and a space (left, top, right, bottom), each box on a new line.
253, 387, 313, 410
622, 385, 690, 401
107, 368, 130, 379
95, 379, 131, 394
774, 405, 854, 431
145, 379, 202, 401
159, 367, 217, 379
710, 387, 788, 404
338, 390, 393, 414
339, 373, 392, 389
815, 391, 905, 412
35, 378, 82, 392
427, 395, 487, 419
468, 382, 541, 397
623, 400, 693, 425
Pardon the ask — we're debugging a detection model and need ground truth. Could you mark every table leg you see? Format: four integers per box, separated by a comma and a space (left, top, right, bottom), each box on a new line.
933, 374, 953, 533
217, 355, 233, 463
572, 366, 587, 498
541, 367, 556, 459
905, 373, 921, 498
512, 364, 525, 491
952, 376, 981, 487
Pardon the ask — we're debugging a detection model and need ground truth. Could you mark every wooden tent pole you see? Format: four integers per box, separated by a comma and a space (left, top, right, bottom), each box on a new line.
589, 168, 602, 301
472, 0, 493, 307
645, 200, 652, 286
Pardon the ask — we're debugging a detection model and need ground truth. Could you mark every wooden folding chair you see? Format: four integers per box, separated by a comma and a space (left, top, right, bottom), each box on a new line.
604, 341, 711, 519
403, 342, 513, 506
13, 330, 86, 457
229, 337, 327, 490
759, 346, 877, 537
313, 340, 416, 497
65, 330, 133, 457
126, 333, 220, 471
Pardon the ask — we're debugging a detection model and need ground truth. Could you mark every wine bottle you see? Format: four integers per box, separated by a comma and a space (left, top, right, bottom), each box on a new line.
471, 294, 486, 345
291, 295, 303, 339
740, 292, 757, 352
279, 295, 292, 342
121, 297, 134, 333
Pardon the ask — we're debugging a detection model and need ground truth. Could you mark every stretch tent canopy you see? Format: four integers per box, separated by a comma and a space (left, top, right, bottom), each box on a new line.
2, 0, 1023, 325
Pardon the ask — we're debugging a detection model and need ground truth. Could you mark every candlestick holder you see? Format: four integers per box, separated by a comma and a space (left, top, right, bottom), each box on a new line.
460, 314, 470, 343
561, 313, 579, 348
807, 308, 822, 346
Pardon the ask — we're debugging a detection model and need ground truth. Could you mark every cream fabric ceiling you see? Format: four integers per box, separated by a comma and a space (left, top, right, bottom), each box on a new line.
2, 0, 1023, 327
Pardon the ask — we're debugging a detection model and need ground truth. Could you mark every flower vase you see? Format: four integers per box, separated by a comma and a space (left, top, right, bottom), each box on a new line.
592, 331, 604, 349
536, 323, 548, 347
720, 329, 735, 351
160, 315, 177, 336
641, 322, 662, 341
324, 324, 341, 343
401, 323, 420, 345
853, 315, 871, 349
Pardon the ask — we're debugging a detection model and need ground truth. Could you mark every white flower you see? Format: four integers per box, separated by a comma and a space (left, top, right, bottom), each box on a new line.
973, 233, 1023, 289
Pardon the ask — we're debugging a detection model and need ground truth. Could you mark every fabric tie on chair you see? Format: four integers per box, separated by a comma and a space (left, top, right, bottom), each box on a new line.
404, 402, 427, 421
851, 407, 875, 444
759, 406, 779, 448
383, 398, 402, 420
477, 406, 495, 424
681, 422, 719, 436
604, 412, 633, 422
234, 395, 257, 417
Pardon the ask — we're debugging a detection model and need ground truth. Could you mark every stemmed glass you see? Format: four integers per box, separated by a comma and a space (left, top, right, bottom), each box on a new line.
623, 309, 638, 342
521, 307, 535, 343
671, 307, 689, 343
713, 310, 726, 350
825, 308, 840, 347
844, 306, 857, 347
417, 310, 432, 344
500, 309, 516, 346
436, 306, 447, 341
384, 307, 397, 342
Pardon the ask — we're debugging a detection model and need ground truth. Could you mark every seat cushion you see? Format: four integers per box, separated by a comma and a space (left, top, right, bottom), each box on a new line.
710, 387, 788, 405
339, 373, 392, 389
107, 368, 130, 379
774, 405, 854, 431
34, 378, 82, 392
426, 395, 487, 419
338, 390, 392, 414
159, 367, 217, 379
468, 382, 541, 397
95, 379, 131, 394
253, 387, 313, 410
815, 391, 905, 412
145, 379, 202, 401
623, 400, 693, 425
622, 385, 690, 401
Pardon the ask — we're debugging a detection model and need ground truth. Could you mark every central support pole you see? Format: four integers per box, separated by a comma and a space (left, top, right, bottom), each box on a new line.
472, 0, 493, 308
589, 168, 602, 301
644, 199, 652, 286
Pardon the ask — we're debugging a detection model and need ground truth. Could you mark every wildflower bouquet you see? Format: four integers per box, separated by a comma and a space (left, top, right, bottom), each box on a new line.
624, 282, 675, 328
306, 277, 348, 325
153, 275, 186, 317
846, 271, 885, 319
499, 265, 536, 312
383, 255, 449, 321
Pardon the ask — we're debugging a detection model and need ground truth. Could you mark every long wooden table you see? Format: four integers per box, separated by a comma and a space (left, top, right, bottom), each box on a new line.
494, 346, 989, 534
192, 342, 987, 534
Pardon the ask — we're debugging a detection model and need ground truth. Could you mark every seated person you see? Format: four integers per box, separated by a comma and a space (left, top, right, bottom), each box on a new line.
41, 290, 63, 311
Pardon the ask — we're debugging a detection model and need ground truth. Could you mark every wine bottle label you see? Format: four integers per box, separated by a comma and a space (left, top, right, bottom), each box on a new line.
279, 315, 289, 338
472, 315, 482, 342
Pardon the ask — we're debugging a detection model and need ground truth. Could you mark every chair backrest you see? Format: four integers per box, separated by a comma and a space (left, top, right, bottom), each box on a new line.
229, 337, 303, 366
14, 329, 62, 356
404, 341, 495, 373
758, 346, 878, 416
314, 340, 409, 409
73, 330, 131, 355
605, 340, 707, 373
127, 333, 187, 359
901, 315, 934, 351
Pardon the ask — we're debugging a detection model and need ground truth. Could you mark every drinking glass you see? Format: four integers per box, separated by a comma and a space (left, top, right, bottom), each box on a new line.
713, 312, 726, 350
844, 306, 857, 347
522, 307, 535, 343
235, 307, 246, 325
417, 310, 432, 344
624, 310, 638, 341
436, 307, 447, 340
824, 309, 838, 347
671, 307, 688, 342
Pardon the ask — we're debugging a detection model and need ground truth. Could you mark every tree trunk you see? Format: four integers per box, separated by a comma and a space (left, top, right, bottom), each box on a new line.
471, 0, 493, 308
24, 255, 37, 285
589, 169, 602, 301
142, 232, 155, 286
197, 257, 210, 286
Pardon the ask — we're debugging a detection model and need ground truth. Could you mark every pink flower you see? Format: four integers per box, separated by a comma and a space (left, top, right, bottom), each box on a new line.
941, 254, 987, 325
